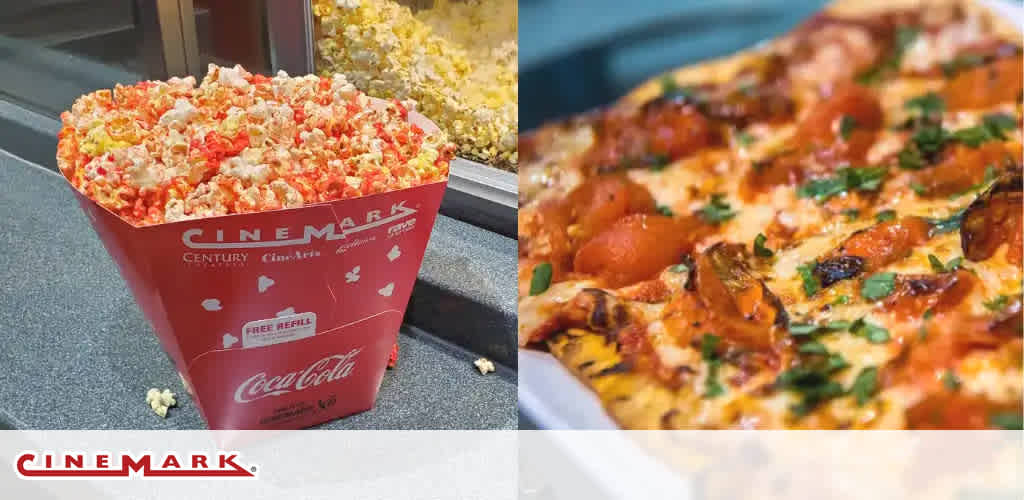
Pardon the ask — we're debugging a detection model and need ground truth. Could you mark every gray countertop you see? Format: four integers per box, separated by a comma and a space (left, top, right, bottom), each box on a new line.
0, 153, 516, 430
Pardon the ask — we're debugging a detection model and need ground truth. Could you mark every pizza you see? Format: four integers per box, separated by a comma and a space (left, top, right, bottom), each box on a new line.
518, 0, 1023, 429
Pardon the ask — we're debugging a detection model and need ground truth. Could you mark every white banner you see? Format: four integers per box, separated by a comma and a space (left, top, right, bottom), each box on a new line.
0, 430, 516, 500
520, 431, 1023, 500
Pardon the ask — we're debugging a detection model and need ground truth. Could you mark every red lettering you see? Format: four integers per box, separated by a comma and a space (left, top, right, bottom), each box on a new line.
96, 455, 109, 468
219, 454, 241, 469
45, 454, 52, 468
64, 455, 83, 468
161, 455, 181, 469
192, 455, 208, 469
123, 455, 151, 473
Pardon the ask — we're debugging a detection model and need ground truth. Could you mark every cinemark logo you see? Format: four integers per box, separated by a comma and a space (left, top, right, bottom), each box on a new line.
15, 451, 257, 480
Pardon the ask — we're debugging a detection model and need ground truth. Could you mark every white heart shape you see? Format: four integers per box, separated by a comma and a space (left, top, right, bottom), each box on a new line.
201, 299, 222, 311
222, 333, 238, 348
378, 283, 395, 297
387, 245, 402, 262
258, 275, 275, 293
276, 307, 296, 317
345, 266, 361, 283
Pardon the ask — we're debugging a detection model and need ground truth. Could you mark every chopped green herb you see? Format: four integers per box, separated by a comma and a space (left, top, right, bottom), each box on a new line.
951, 113, 1018, 147
647, 154, 670, 171
951, 125, 994, 147
838, 115, 858, 140
529, 262, 553, 296
940, 53, 985, 77
850, 366, 878, 406
797, 262, 820, 297
699, 194, 736, 223
904, 92, 945, 119
984, 295, 1009, 312
789, 323, 820, 336
736, 131, 756, 147
776, 349, 850, 416
657, 204, 674, 216
898, 146, 925, 171
832, 295, 850, 305
910, 182, 928, 196
669, 263, 690, 274
927, 208, 966, 235
826, 320, 853, 330
942, 370, 961, 391
700, 333, 725, 398
852, 319, 891, 343
913, 124, 951, 155
862, 272, 896, 301
797, 166, 887, 202
700, 333, 719, 361
842, 209, 860, 221
660, 75, 702, 104
923, 309, 934, 320
990, 412, 1024, 430
929, 254, 964, 273
982, 113, 1017, 136
875, 210, 896, 222
798, 341, 829, 354
753, 233, 774, 258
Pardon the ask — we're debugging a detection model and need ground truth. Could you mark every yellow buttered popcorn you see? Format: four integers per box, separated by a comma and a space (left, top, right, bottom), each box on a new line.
313, 0, 518, 171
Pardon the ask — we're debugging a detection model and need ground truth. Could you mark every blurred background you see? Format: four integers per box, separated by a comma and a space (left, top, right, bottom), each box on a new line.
519, 0, 830, 131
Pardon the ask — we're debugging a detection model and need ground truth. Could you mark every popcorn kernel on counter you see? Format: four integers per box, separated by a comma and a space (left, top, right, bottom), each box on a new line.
312, 0, 518, 170
56, 64, 455, 227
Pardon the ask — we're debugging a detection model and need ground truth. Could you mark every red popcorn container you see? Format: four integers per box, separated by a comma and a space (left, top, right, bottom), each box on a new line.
71, 180, 445, 429
62, 98, 449, 429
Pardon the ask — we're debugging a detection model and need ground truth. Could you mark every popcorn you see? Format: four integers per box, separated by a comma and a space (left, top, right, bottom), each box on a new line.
312, 0, 517, 170
57, 64, 454, 226
474, 357, 496, 375
145, 388, 177, 418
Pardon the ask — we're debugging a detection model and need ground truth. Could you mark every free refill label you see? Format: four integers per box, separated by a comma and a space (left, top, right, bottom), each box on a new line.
242, 312, 317, 348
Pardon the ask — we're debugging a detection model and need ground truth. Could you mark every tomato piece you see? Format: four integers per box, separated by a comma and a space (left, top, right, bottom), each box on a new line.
694, 243, 788, 353
911, 142, 1018, 197
882, 270, 975, 319
907, 392, 1021, 429
796, 83, 883, 149
739, 152, 810, 200
890, 311, 1014, 391
835, 216, 931, 271
573, 214, 708, 287
642, 100, 715, 160
696, 243, 787, 326
943, 56, 1024, 110
961, 174, 1024, 265
565, 175, 656, 244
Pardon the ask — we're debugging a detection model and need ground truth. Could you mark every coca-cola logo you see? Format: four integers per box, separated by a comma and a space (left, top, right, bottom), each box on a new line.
233, 349, 362, 403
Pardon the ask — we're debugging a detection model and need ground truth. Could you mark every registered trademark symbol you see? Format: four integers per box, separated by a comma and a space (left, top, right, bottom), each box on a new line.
250, 466, 257, 472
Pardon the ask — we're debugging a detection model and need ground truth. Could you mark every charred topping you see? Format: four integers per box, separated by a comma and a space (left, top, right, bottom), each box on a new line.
961, 172, 1023, 262
813, 256, 866, 288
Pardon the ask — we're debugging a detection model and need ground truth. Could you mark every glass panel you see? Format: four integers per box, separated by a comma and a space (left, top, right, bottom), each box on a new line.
192, 0, 273, 77
0, 0, 175, 117
310, 0, 518, 171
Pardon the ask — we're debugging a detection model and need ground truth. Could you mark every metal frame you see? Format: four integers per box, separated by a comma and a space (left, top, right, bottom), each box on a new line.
266, 0, 316, 76
137, 0, 201, 78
